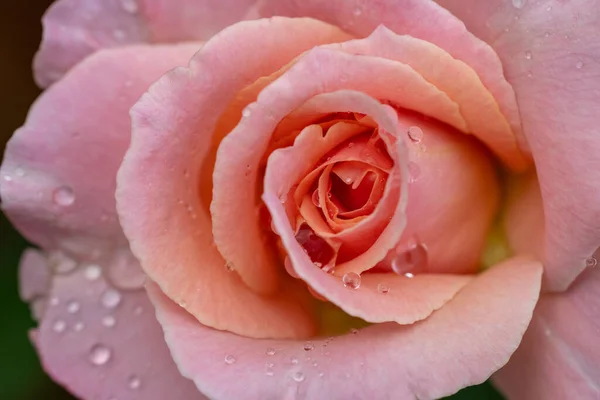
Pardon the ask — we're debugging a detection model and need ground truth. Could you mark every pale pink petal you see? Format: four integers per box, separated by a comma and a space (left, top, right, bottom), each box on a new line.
213, 46, 468, 294
30, 257, 205, 400
259, 0, 525, 150
0, 44, 201, 261
149, 257, 542, 400
494, 267, 600, 399
118, 18, 353, 337
19, 248, 51, 301
34, 0, 257, 87
434, 1, 600, 291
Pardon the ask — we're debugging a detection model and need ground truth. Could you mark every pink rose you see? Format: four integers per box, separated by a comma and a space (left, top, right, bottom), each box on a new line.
2, 0, 599, 399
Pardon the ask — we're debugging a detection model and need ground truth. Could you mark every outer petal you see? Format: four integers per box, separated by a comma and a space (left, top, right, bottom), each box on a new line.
494, 267, 600, 399
434, 0, 600, 291
149, 257, 542, 400
34, 0, 257, 87
259, 0, 525, 151
27, 253, 205, 400
1, 43, 201, 261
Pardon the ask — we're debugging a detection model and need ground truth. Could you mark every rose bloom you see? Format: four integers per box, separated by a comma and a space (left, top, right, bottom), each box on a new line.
2, 0, 599, 399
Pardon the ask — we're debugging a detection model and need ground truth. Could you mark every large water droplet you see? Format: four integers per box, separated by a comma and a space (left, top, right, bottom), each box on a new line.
407, 126, 424, 143
392, 242, 428, 275
225, 354, 236, 364
102, 315, 117, 328
303, 342, 314, 351
342, 272, 361, 289
586, 257, 597, 268
53, 186, 75, 206
266, 347, 276, 356
292, 371, 305, 382
67, 300, 81, 314
52, 319, 67, 333
377, 283, 390, 294
84, 264, 102, 281
89, 344, 112, 366
128, 375, 141, 390
512, 0, 525, 9
121, 0, 138, 13
101, 289, 122, 309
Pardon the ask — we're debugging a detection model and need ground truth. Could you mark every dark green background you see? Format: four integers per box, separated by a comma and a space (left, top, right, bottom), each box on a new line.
0, 2, 505, 399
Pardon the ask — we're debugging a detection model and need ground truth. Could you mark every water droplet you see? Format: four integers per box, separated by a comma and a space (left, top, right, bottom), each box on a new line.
84, 264, 102, 280
352, 7, 362, 16
265, 362, 275, 376
546, 5, 552, 11
49, 251, 78, 274
101, 289, 122, 309
311, 190, 320, 207
292, 371, 305, 382
242, 107, 251, 118
342, 272, 361, 289
102, 315, 116, 328
318, 372, 325, 378
291, 356, 299, 365
350, 328, 359, 334
407, 126, 423, 143
312, 361, 318, 367
52, 319, 66, 333
377, 283, 390, 294
348, 142, 355, 148
527, 71, 533, 78
89, 344, 112, 366
225, 261, 235, 272
53, 186, 75, 206
15, 168, 25, 177
121, 0, 138, 13
67, 300, 80, 314
225, 354, 236, 364
133, 306, 144, 316
512, 0, 525, 9
576, 61, 584, 69
128, 375, 141, 390
408, 162, 421, 183
50, 297, 60, 306
303, 343, 314, 351
524, 50, 532, 60
344, 177, 352, 184
392, 242, 428, 275
73, 321, 85, 332
586, 257, 597, 268
266, 347, 277, 356
544, 31, 551, 38
405, 272, 415, 279
3, 174, 13, 181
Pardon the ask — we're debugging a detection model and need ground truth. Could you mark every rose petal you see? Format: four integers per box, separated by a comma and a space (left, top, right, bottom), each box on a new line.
34, 0, 257, 87
31, 260, 205, 400
19, 248, 51, 301
259, 0, 525, 151
118, 18, 354, 337
434, 0, 600, 291
149, 257, 542, 400
1, 43, 201, 260
494, 267, 600, 399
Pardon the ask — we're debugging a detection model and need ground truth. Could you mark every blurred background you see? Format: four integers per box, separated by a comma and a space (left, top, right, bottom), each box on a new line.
0, 2, 504, 399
